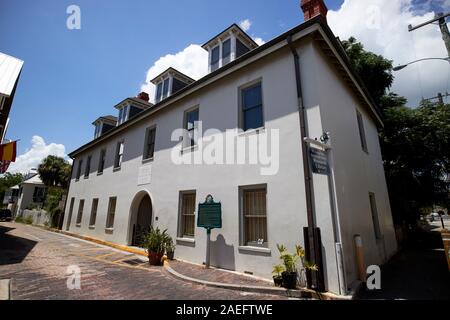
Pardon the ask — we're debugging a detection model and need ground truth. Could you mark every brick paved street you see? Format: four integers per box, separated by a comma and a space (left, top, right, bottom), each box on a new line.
0, 222, 286, 300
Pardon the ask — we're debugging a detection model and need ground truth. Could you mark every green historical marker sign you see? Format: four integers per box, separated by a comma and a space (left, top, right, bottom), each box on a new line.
197, 195, 222, 230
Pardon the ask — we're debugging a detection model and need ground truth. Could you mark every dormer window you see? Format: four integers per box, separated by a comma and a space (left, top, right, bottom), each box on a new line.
117, 104, 129, 125
202, 24, 259, 73
92, 116, 118, 139
151, 68, 195, 103
114, 95, 152, 126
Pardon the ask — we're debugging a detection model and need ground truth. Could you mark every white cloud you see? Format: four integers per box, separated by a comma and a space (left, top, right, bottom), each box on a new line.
141, 44, 209, 103
239, 19, 252, 32
7, 136, 67, 174
328, 0, 450, 106
253, 37, 266, 46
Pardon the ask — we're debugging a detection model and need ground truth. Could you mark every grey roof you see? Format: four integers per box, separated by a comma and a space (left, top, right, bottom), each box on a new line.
150, 67, 196, 84
92, 115, 118, 125
202, 23, 259, 50
0, 52, 24, 97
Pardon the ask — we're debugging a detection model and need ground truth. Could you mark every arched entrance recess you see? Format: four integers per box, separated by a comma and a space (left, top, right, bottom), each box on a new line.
129, 191, 153, 247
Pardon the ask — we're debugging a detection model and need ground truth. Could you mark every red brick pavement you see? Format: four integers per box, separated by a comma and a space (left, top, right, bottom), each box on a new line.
0, 222, 286, 300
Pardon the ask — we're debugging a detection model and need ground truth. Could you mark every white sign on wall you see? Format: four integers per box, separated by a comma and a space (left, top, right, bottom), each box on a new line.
137, 165, 152, 186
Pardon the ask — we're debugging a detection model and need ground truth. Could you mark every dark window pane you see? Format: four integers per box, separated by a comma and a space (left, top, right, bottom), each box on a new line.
222, 39, 231, 58
156, 82, 163, 101
162, 78, 170, 98
236, 39, 250, 58
211, 46, 220, 64
186, 109, 199, 129
243, 107, 263, 131
243, 84, 262, 110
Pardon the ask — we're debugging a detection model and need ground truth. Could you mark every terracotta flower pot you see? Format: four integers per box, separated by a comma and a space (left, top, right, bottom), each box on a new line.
148, 251, 164, 266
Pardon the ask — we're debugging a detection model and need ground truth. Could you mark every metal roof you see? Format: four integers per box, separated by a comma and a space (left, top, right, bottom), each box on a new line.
0, 52, 24, 97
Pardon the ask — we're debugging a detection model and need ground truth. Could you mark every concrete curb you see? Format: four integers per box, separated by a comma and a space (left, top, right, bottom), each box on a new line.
164, 262, 348, 300
32, 225, 148, 257
0, 279, 11, 300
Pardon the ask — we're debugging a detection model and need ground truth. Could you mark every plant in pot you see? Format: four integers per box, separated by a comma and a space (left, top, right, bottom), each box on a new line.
272, 265, 284, 287
276, 244, 318, 290
277, 244, 298, 289
141, 227, 170, 266
166, 237, 176, 261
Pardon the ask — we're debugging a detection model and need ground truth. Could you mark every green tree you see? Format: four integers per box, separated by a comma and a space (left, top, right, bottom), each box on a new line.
38, 155, 71, 189
342, 38, 450, 225
37, 155, 72, 227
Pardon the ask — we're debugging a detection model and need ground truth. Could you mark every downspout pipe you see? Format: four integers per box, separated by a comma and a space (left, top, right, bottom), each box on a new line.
286, 35, 318, 270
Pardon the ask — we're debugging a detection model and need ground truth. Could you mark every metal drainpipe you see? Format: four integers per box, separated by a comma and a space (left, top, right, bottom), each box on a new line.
286, 35, 318, 274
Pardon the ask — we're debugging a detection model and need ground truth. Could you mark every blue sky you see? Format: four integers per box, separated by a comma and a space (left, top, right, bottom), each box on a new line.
0, 0, 448, 172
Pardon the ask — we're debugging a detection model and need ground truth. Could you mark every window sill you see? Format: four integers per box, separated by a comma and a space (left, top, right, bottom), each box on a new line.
84, 176, 89, 180
238, 127, 265, 137
105, 228, 114, 233
176, 237, 195, 245
75, 179, 80, 182
75, 223, 81, 228
97, 172, 103, 176
142, 157, 154, 164
89, 225, 95, 230
113, 167, 121, 172
238, 246, 271, 255
181, 145, 198, 155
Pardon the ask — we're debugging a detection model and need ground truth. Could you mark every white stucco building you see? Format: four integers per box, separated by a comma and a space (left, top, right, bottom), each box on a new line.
63, 1, 397, 295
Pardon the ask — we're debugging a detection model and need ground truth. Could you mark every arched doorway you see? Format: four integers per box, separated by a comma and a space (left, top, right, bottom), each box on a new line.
129, 192, 153, 247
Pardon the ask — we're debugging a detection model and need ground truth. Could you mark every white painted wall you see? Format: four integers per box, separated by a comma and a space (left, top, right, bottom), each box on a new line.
309, 42, 397, 288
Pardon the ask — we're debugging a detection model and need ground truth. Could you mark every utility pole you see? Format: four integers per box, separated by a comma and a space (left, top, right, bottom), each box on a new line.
409, 12, 450, 58
423, 92, 450, 104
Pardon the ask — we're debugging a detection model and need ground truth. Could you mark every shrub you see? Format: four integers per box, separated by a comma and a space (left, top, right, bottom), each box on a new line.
24, 216, 33, 225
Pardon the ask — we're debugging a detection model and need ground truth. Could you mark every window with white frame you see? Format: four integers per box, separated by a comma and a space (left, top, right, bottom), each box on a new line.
210, 45, 220, 72
184, 107, 199, 148
178, 191, 196, 238
76, 199, 84, 226
76, 159, 83, 181
98, 149, 106, 174
89, 198, 99, 227
114, 141, 124, 169
66, 197, 75, 231
84, 155, 91, 178
117, 105, 129, 125
162, 78, 170, 99
105, 197, 117, 230
156, 82, 163, 102
222, 38, 231, 65
240, 185, 268, 248
143, 127, 156, 160
356, 110, 368, 153
241, 82, 264, 131
94, 123, 102, 139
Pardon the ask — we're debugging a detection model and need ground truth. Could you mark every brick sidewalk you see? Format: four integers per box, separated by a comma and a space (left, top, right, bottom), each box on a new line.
169, 260, 274, 288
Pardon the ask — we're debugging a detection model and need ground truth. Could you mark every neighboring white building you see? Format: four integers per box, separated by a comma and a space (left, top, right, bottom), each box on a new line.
63, 1, 397, 295
15, 173, 47, 216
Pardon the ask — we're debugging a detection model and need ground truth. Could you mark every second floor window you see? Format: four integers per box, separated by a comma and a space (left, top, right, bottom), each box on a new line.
356, 110, 368, 153
184, 108, 199, 148
98, 149, 106, 174
76, 159, 83, 180
241, 82, 263, 131
143, 127, 156, 160
114, 141, 124, 169
84, 156, 91, 178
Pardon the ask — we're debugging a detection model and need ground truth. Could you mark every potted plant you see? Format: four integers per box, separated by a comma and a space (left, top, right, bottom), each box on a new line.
277, 244, 318, 290
272, 265, 284, 287
166, 237, 176, 261
141, 227, 170, 266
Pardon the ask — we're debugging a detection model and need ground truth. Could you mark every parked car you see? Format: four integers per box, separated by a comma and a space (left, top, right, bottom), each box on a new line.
0, 209, 12, 222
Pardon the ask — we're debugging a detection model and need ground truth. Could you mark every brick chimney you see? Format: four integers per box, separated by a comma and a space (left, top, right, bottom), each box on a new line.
137, 92, 149, 102
301, 0, 328, 22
